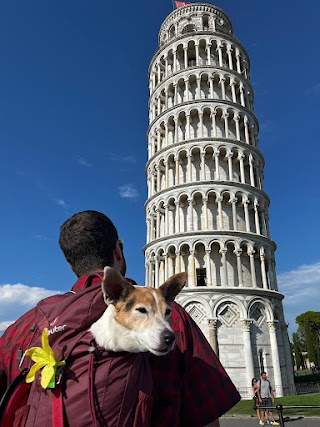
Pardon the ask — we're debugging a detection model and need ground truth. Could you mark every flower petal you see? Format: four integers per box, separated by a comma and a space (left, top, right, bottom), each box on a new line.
41, 365, 55, 389
26, 361, 46, 383
25, 347, 49, 363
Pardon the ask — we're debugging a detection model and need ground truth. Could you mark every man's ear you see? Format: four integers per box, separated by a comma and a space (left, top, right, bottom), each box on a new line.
159, 272, 187, 303
101, 266, 134, 305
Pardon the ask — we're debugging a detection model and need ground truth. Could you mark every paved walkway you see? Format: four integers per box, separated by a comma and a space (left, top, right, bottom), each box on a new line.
220, 416, 320, 426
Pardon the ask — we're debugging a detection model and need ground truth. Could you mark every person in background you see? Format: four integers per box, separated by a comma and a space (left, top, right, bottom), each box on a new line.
252, 377, 261, 424
257, 371, 279, 425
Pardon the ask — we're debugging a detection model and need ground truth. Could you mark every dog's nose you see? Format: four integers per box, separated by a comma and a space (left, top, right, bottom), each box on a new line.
162, 330, 175, 346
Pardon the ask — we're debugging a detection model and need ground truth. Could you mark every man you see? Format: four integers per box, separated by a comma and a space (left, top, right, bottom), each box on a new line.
257, 371, 279, 426
0, 210, 240, 426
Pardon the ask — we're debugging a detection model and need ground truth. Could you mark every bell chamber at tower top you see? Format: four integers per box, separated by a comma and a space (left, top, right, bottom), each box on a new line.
158, 3, 233, 45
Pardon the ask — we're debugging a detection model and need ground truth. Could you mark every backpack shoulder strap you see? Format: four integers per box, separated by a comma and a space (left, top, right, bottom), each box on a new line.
0, 369, 31, 427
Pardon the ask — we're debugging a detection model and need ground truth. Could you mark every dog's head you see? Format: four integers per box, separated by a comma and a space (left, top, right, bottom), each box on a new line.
101, 266, 187, 356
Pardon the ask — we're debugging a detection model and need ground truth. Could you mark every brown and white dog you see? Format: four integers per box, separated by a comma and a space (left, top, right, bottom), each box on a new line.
90, 266, 187, 356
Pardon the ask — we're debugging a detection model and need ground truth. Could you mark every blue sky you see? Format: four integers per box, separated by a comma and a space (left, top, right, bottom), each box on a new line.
0, 0, 319, 336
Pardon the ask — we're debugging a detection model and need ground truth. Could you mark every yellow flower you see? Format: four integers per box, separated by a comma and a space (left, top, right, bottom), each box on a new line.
25, 328, 66, 389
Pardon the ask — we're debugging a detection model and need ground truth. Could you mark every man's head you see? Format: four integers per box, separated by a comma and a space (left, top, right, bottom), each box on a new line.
261, 371, 267, 380
59, 210, 126, 277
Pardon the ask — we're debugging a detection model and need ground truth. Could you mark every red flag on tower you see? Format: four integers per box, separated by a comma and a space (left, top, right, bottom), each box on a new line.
175, 1, 191, 8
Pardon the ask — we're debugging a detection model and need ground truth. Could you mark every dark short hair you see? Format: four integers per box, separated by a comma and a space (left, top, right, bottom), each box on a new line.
261, 371, 266, 376
59, 210, 119, 277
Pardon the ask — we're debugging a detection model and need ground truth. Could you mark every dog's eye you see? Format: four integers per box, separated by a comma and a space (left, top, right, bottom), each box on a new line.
136, 307, 148, 314
165, 308, 172, 316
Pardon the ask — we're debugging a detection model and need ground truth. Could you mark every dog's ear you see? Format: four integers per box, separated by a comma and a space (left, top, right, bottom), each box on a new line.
159, 272, 187, 303
101, 266, 134, 305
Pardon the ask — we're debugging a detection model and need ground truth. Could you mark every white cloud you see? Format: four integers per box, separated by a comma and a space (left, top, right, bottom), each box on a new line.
306, 83, 320, 96
76, 157, 92, 168
55, 199, 66, 207
0, 283, 61, 333
109, 153, 136, 164
118, 184, 139, 199
278, 262, 320, 336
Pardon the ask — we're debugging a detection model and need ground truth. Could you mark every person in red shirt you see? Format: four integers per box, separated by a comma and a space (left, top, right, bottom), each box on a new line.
0, 210, 240, 427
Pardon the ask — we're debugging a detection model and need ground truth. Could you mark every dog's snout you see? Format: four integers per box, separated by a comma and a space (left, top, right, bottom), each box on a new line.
162, 330, 175, 346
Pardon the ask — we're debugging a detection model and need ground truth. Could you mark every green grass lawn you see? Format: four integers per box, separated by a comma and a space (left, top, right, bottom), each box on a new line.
226, 394, 320, 417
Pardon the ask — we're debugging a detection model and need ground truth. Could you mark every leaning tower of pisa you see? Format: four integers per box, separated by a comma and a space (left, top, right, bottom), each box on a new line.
144, 2, 295, 396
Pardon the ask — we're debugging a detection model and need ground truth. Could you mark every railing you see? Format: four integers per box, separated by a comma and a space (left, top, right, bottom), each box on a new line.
264, 405, 320, 427
295, 382, 320, 394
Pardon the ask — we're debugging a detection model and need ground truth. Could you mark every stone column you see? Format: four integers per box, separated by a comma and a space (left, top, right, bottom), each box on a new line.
243, 200, 250, 231
145, 262, 149, 287
199, 112, 203, 138
156, 209, 160, 238
173, 50, 177, 73
268, 321, 283, 396
206, 43, 211, 65
188, 198, 194, 231
211, 112, 217, 137
234, 249, 244, 287
164, 204, 169, 235
227, 45, 233, 70
231, 198, 238, 230
220, 77, 226, 100
249, 155, 255, 186
185, 78, 190, 102
226, 151, 233, 180
244, 116, 250, 144
164, 253, 169, 279
238, 153, 246, 183
175, 250, 181, 273
219, 248, 228, 286
254, 203, 261, 234
261, 211, 267, 236
188, 154, 192, 181
200, 150, 206, 180
186, 113, 191, 139
175, 201, 180, 234
260, 252, 269, 289
164, 160, 169, 188
189, 250, 196, 287
175, 156, 180, 185
217, 196, 223, 229
195, 43, 199, 66
214, 150, 220, 179
241, 319, 255, 386
205, 249, 212, 286
223, 112, 229, 138
155, 256, 160, 288
209, 76, 214, 98
208, 318, 219, 356
230, 78, 236, 102
157, 166, 161, 192
217, 42, 223, 67
203, 197, 208, 229
174, 117, 179, 143
184, 47, 188, 69
239, 84, 245, 107
235, 49, 241, 73
149, 260, 154, 287
248, 250, 257, 288
196, 77, 201, 99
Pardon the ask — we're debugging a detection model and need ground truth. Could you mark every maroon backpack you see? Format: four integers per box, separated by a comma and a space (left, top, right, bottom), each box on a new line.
0, 276, 153, 427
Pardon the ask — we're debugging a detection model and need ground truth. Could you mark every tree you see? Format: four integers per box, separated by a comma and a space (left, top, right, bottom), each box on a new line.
296, 311, 320, 365
292, 332, 303, 369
